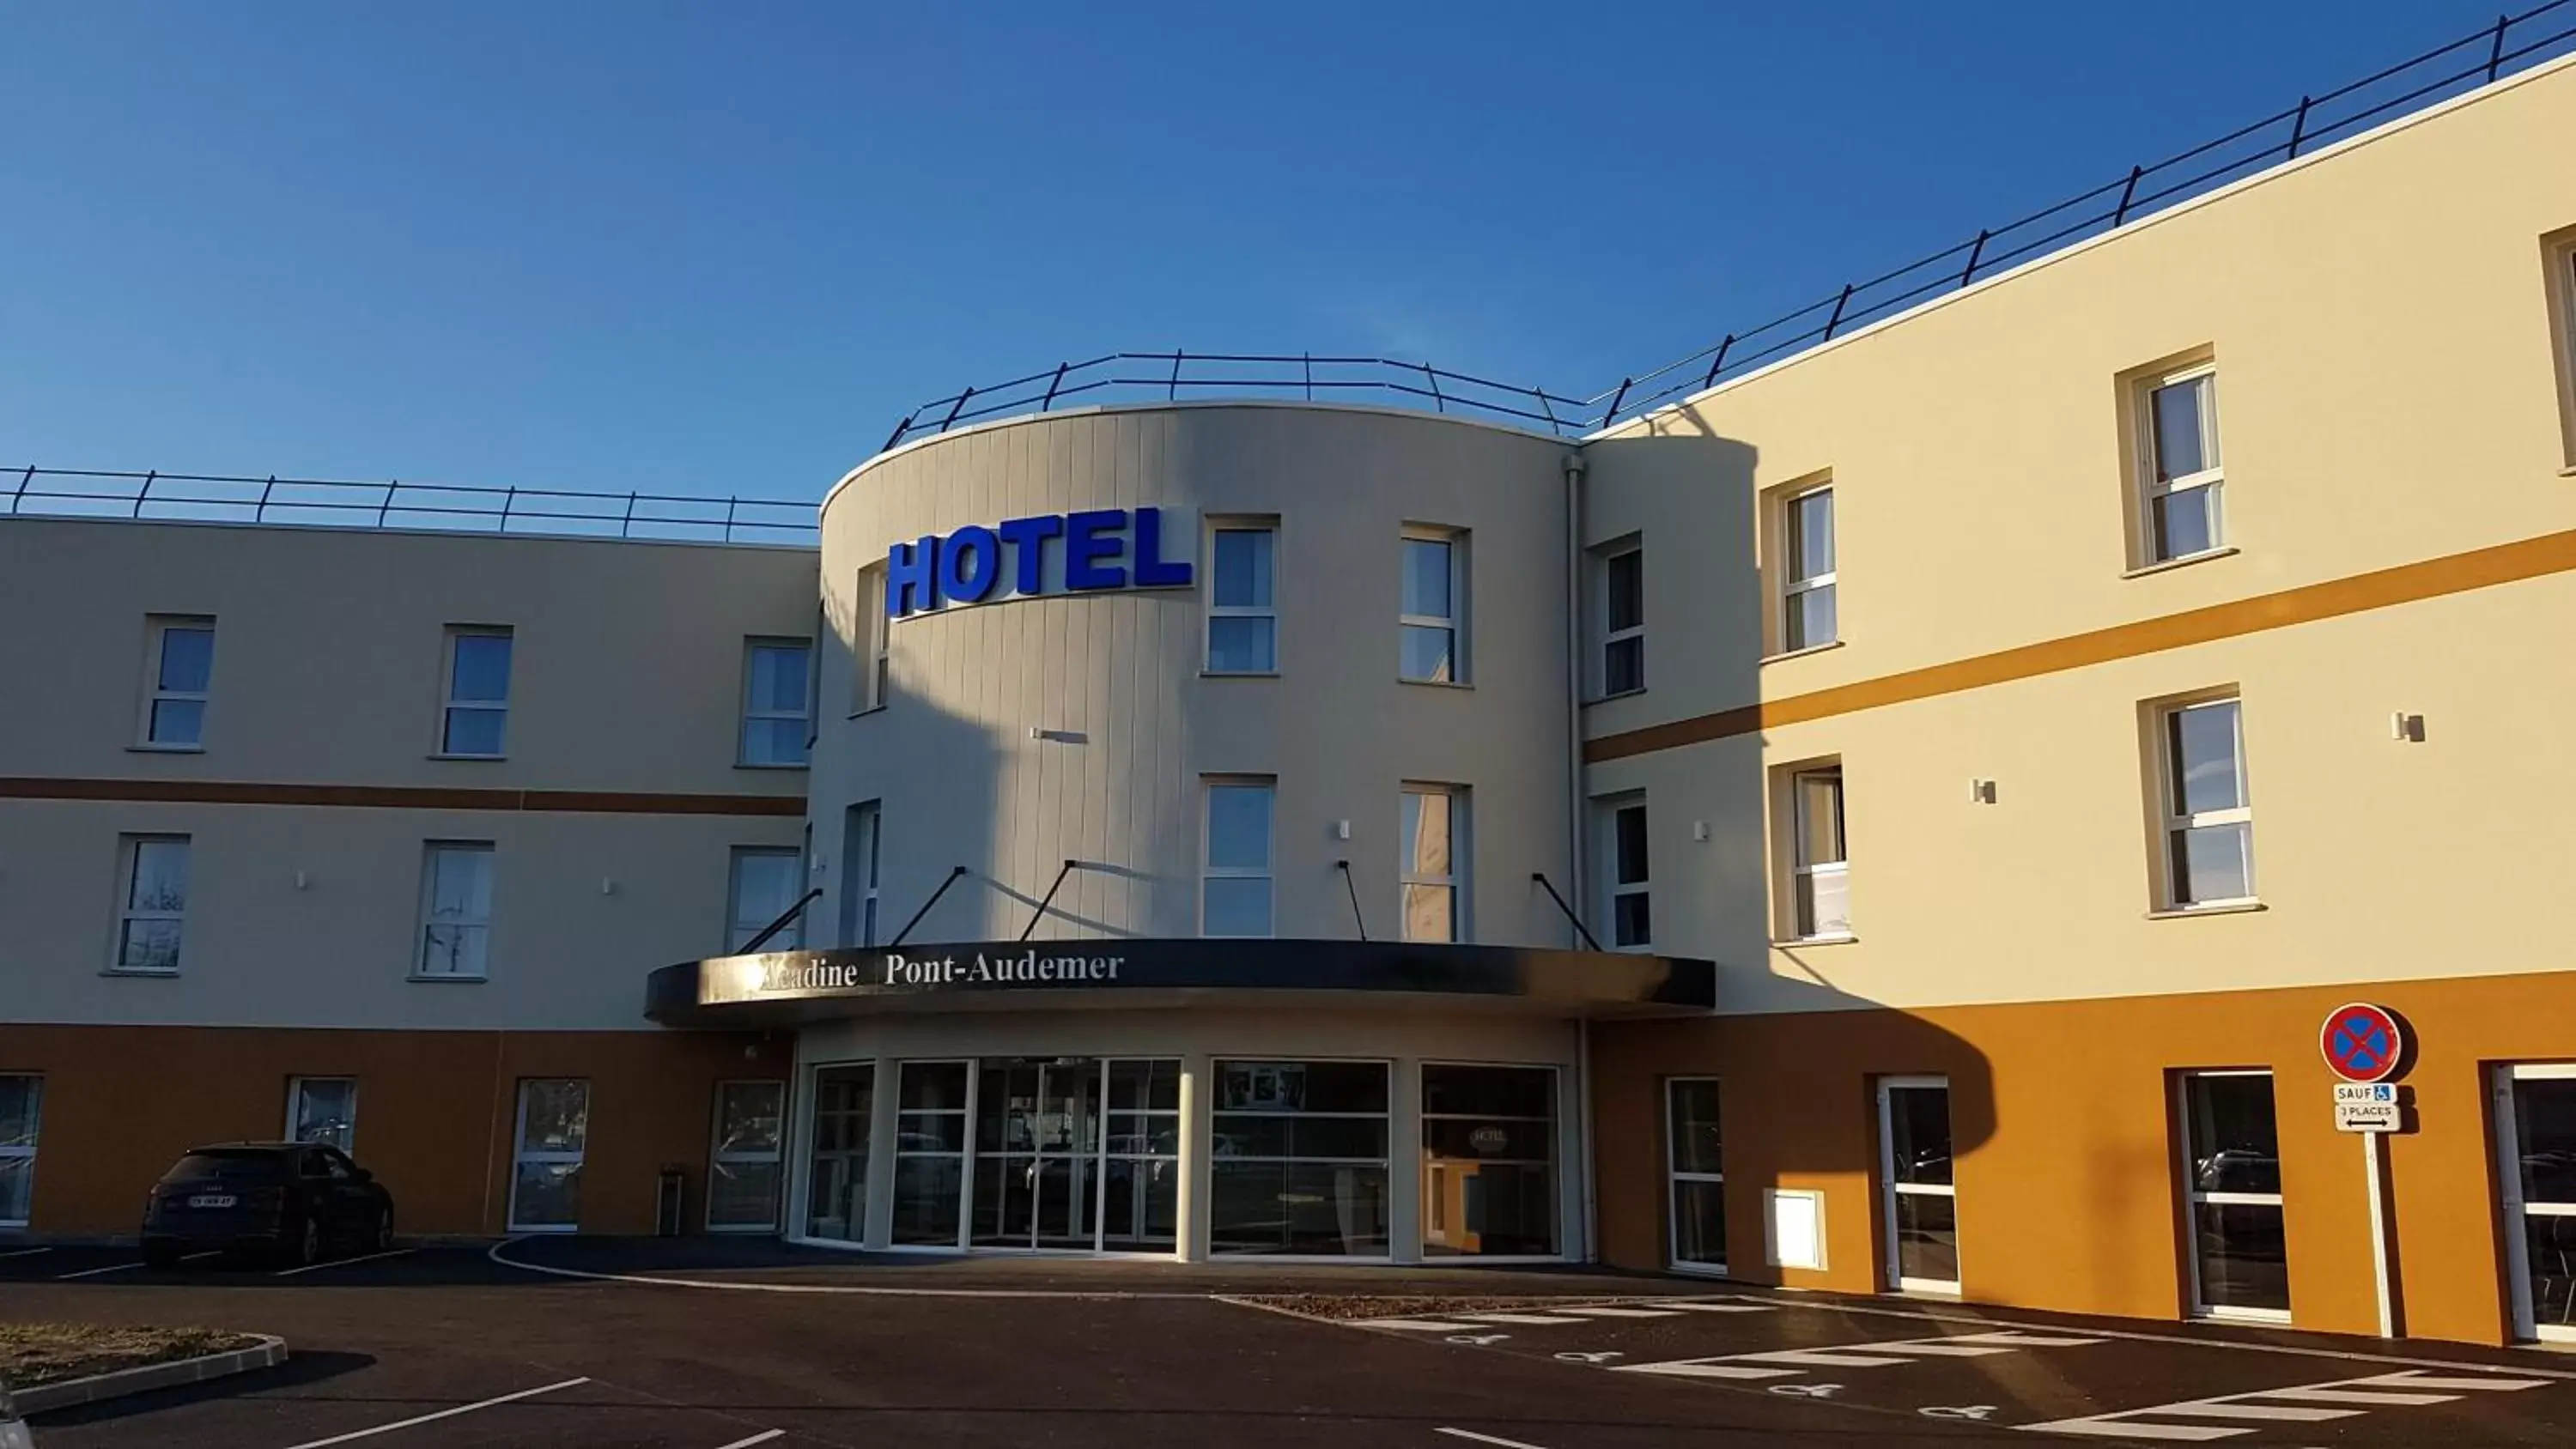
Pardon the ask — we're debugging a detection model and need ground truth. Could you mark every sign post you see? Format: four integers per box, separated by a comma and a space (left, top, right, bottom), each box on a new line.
2321, 1003, 2409, 1339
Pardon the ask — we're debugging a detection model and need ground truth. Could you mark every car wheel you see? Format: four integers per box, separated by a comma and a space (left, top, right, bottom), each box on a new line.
373, 1208, 394, 1253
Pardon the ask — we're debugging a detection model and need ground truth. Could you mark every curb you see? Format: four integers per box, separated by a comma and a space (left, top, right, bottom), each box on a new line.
13, 1335, 288, 1416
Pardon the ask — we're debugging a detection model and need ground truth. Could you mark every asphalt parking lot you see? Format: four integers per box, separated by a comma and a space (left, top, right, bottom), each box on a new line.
4, 1237, 2573, 1446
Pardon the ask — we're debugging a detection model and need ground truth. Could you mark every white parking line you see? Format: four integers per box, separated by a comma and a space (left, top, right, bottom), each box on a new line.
275, 1376, 591, 1449
54, 1251, 218, 1279
707, 1432, 784, 1449
273, 1247, 417, 1277
0, 1247, 50, 1260
2019, 1367, 2554, 1441
1435, 1429, 1552, 1449
1453, 1312, 1592, 1325
1617, 1329, 2107, 1385
1560, 1306, 1682, 1319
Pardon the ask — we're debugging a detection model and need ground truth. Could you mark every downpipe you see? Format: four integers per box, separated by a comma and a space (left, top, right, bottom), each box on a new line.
1563, 448, 1600, 1263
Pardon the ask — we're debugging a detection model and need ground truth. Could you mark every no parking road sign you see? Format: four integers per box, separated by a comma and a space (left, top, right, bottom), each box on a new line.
2320, 1002, 2405, 1084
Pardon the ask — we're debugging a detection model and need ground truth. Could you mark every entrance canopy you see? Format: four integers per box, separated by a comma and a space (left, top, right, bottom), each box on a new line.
645, 938, 1715, 1028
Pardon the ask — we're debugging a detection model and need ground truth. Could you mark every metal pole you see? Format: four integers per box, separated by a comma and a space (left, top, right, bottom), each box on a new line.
939, 387, 974, 433
1601, 378, 1632, 429
2286, 95, 2312, 160
1821, 283, 1856, 342
737, 887, 823, 955
378, 482, 395, 529
1422, 362, 1445, 414
1335, 860, 1367, 942
2488, 13, 2510, 83
11, 465, 33, 515
2366, 1129, 2397, 1337
1020, 860, 1078, 942
724, 496, 738, 544
1041, 361, 1067, 412
1699, 335, 1735, 392
890, 865, 969, 947
2113, 165, 2144, 227
622, 492, 638, 538
1530, 873, 1604, 952
1959, 230, 1990, 288
1168, 350, 1184, 401
1303, 352, 1314, 402
133, 470, 156, 519
501, 485, 517, 532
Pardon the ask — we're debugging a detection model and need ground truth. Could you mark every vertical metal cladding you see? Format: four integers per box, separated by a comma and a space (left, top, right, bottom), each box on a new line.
812, 403, 1576, 949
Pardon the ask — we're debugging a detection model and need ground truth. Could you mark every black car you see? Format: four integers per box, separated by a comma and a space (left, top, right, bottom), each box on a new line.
141, 1142, 394, 1267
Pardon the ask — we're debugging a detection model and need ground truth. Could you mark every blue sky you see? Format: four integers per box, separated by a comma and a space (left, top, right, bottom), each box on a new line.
0, 2, 2530, 504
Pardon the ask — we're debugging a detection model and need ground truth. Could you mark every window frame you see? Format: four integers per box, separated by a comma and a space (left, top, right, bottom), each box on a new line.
842, 801, 882, 948
285, 1076, 359, 1154
737, 637, 813, 769
1209, 1057, 1394, 1261
1780, 485, 1838, 653
2154, 695, 2257, 911
1205, 518, 1280, 676
1597, 795, 1650, 951
1597, 543, 1645, 699
137, 615, 216, 751
507, 1077, 590, 1234
0, 1074, 42, 1229
2549, 234, 2576, 470
1200, 776, 1277, 939
436, 625, 513, 760
727, 845, 807, 952
1787, 763, 1852, 942
109, 834, 191, 975
708, 1078, 788, 1233
854, 562, 890, 714
1664, 1076, 1725, 1276
2136, 362, 2227, 566
1399, 783, 1465, 943
415, 840, 496, 980
2176, 1068, 2290, 1324
1398, 527, 1467, 685
1875, 1074, 1959, 1294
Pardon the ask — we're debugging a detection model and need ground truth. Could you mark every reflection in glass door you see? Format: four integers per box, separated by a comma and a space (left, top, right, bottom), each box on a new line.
1876, 1076, 1959, 1293
803, 1065, 873, 1242
2178, 1070, 2289, 1319
2498, 1064, 2576, 1343
970, 1058, 1179, 1254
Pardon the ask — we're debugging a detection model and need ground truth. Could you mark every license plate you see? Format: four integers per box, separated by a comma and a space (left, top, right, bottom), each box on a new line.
187, 1193, 236, 1209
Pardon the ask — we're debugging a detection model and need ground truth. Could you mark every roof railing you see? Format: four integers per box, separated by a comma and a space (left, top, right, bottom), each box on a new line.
3, 465, 818, 546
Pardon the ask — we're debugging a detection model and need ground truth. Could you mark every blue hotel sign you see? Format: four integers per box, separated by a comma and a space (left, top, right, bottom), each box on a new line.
887, 506, 1194, 619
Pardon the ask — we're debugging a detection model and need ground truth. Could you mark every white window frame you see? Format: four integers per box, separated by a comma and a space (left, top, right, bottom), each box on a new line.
708, 1078, 787, 1233
1206, 519, 1279, 676
0, 1074, 40, 1229
2138, 363, 2225, 565
1781, 486, 1837, 652
2494, 1061, 2576, 1344
1598, 795, 1650, 951
2157, 696, 2256, 910
1876, 1074, 1959, 1294
1201, 777, 1276, 938
1665, 1076, 1725, 1276
285, 1076, 358, 1154
843, 801, 882, 948
111, 834, 190, 975
415, 840, 495, 980
137, 615, 215, 750
2177, 1068, 2290, 1324
889, 1058, 974, 1251
1398, 527, 1465, 684
1598, 543, 1645, 698
855, 562, 890, 712
738, 637, 813, 768
728, 846, 806, 952
1789, 764, 1851, 941
1399, 784, 1464, 943
507, 1077, 590, 1234
438, 626, 513, 759
1208, 1057, 1394, 1262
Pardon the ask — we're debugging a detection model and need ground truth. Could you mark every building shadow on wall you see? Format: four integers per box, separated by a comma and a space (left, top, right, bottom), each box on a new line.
1581, 415, 2001, 1297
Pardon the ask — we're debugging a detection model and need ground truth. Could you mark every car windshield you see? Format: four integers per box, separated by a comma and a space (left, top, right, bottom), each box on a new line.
165, 1150, 289, 1181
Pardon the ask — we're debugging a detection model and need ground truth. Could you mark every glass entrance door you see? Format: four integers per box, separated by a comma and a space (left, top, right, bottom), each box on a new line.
974, 1058, 1102, 1251
2498, 1064, 2576, 1343
1877, 1076, 1959, 1294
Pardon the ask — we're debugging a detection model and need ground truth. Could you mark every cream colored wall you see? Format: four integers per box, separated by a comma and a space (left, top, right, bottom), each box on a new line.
0, 518, 817, 1029
1580, 57, 2576, 1009
813, 403, 1577, 950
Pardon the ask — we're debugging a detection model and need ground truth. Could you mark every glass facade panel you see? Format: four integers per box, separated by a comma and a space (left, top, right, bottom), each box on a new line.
2182, 1072, 2287, 1314
805, 1064, 873, 1242
289, 1078, 357, 1153
1895, 1191, 1961, 1284
709, 1081, 786, 1230
1212, 1059, 1390, 1257
2192, 1201, 2290, 1312
1671, 1177, 1726, 1268
1421, 1064, 1556, 1258
0, 1076, 40, 1227
891, 1062, 969, 1246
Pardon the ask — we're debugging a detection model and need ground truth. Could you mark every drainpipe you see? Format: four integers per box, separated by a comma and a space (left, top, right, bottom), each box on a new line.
1563, 448, 1599, 1263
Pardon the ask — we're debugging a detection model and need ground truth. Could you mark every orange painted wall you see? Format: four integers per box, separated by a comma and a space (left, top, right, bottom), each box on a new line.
1591, 968, 2576, 1347
0, 1024, 780, 1237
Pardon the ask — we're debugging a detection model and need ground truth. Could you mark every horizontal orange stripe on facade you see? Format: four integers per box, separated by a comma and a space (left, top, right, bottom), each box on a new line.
0, 776, 805, 816
1586, 525, 2576, 763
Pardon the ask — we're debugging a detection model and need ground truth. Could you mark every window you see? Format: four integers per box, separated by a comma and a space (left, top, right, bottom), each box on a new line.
1666, 1078, 1724, 1272
855, 562, 890, 712
1400, 785, 1463, 943
890, 1061, 969, 1246
1877, 1076, 1958, 1293
439, 627, 513, 757
1421, 1064, 1557, 1258
0, 1076, 40, 1228
416, 842, 495, 979
1599, 544, 1643, 696
508, 1078, 589, 1233
841, 802, 882, 947
2157, 696, 2255, 908
286, 1078, 357, 1153
1788, 765, 1851, 939
139, 616, 215, 749
1782, 487, 1837, 652
1202, 779, 1275, 937
708, 1080, 787, 1231
1206, 523, 1278, 673
2178, 1070, 2287, 1319
805, 1064, 875, 1242
1211, 1060, 1391, 1256
1400, 530, 1464, 682
740, 639, 811, 767
2139, 366, 2224, 564
112, 835, 190, 973
1599, 797, 1649, 949
727, 846, 805, 952
2554, 237, 2576, 468
2496, 1063, 2576, 1343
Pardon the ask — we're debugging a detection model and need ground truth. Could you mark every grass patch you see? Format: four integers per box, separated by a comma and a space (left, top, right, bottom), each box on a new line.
0, 1323, 264, 1390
